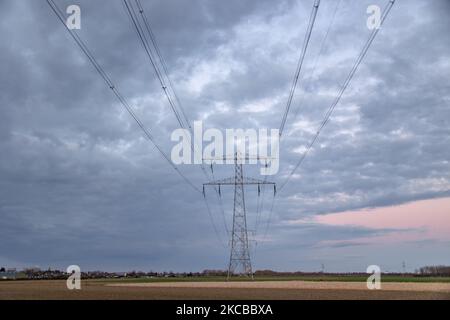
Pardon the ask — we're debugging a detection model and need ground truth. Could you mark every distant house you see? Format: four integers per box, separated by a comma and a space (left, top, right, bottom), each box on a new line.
0, 271, 17, 280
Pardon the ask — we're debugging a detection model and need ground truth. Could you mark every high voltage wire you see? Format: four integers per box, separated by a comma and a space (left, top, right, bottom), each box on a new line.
125, 0, 229, 239
46, 0, 201, 194
48, 0, 396, 250
256, 0, 340, 245
124, 0, 228, 243
134, 0, 192, 132
210, 165, 230, 235
49, 0, 226, 246
203, 189, 227, 248
253, 0, 321, 250
122, 0, 187, 129
290, 0, 342, 127
123, 0, 204, 166
279, 0, 321, 137
254, 175, 267, 234
262, 0, 394, 245
262, 192, 277, 240
253, 0, 321, 255
279, 0, 396, 191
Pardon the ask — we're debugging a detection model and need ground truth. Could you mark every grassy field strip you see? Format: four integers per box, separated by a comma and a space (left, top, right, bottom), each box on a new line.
92, 275, 450, 284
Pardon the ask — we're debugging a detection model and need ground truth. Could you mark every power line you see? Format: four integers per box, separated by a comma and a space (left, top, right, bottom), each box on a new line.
279, 0, 321, 137
256, 0, 321, 248
122, 0, 187, 129
203, 190, 227, 248
290, 0, 342, 127
256, 1, 340, 244
50, 0, 229, 247
131, 0, 229, 223
124, 0, 206, 167
134, 0, 192, 131
254, 177, 267, 234
46, 0, 201, 194
279, 0, 396, 191
255, 161, 272, 236
124, 0, 229, 241
263, 192, 277, 240
209, 164, 230, 235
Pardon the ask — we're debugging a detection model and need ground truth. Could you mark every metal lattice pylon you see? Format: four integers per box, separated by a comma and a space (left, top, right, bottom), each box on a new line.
203, 153, 276, 279
228, 160, 252, 278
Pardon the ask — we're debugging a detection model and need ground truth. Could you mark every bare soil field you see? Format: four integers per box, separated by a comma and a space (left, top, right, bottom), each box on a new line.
1, 280, 450, 300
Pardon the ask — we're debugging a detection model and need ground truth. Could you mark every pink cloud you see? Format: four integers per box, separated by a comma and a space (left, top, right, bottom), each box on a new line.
293, 197, 450, 246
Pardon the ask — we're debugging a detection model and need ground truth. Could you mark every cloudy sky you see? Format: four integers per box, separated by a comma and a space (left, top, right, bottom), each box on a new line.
0, 0, 449, 273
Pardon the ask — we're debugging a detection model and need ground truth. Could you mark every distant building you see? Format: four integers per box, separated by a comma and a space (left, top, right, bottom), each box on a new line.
0, 271, 17, 280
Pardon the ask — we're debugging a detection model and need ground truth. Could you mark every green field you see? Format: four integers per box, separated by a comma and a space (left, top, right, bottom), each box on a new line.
92, 274, 450, 284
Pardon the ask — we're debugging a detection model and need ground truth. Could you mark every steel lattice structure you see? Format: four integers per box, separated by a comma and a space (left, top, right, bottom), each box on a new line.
204, 154, 276, 279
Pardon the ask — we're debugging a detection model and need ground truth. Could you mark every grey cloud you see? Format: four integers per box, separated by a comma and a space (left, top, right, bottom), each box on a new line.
0, 0, 449, 272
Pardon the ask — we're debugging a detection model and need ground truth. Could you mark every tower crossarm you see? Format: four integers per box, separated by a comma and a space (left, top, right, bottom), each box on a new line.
204, 177, 275, 186
203, 155, 277, 163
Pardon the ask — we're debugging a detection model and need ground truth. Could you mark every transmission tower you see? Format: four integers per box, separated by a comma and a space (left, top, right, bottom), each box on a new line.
203, 153, 276, 279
